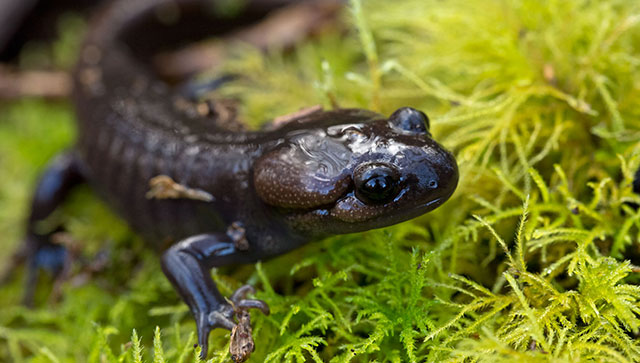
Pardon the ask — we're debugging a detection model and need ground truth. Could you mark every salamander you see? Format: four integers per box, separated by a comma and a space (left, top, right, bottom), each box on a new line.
19, 0, 459, 359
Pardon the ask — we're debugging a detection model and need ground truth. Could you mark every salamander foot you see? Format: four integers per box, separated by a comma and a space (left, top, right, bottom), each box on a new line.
160, 233, 269, 358
195, 285, 269, 359
23, 234, 68, 306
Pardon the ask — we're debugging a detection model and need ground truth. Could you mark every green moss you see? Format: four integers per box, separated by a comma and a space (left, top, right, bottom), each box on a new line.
2, 0, 640, 361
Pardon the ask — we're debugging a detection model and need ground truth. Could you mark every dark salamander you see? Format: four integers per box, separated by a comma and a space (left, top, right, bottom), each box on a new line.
20, 0, 459, 359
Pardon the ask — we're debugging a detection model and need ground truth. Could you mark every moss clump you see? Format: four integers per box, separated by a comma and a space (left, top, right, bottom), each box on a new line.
1, 0, 640, 361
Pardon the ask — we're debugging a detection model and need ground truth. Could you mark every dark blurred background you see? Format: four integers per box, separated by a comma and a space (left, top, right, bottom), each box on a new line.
0, 0, 103, 62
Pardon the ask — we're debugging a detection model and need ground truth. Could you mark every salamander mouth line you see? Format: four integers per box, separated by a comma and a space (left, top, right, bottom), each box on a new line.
285, 190, 442, 219
401, 197, 443, 217
417, 197, 441, 209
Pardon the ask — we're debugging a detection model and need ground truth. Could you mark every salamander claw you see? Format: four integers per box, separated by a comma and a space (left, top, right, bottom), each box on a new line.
230, 284, 270, 315
230, 284, 255, 302
197, 304, 235, 359
209, 305, 236, 330
195, 285, 269, 359
236, 299, 270, 315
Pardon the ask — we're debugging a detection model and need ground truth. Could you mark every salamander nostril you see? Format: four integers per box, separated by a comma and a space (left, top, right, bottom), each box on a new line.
428, 180, 438, 189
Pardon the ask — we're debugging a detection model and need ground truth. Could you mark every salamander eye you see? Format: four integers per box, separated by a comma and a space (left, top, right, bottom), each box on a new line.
354, 163, 400, 204
388, 107, 430, 134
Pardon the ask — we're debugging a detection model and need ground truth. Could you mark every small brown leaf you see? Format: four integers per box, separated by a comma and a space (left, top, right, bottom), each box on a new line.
146, 175, 214, 202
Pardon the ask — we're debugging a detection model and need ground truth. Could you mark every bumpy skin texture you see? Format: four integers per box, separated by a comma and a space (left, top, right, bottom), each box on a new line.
23, 0, 459, 359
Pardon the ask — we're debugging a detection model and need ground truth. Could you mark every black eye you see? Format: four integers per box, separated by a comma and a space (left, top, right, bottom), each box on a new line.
354, 163, 400, 204
388, 107, 430, 134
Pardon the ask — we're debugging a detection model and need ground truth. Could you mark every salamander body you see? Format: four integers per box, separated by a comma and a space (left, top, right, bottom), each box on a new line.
21, 0, 459, 359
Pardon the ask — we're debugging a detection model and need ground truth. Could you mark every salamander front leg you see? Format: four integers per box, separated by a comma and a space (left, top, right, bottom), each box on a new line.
160, 234, 269, 358
2, 152, 85, 305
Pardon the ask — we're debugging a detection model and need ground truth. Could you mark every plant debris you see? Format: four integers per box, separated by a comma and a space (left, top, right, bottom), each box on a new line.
229, 308, 255, 363
146, 175, 214, 202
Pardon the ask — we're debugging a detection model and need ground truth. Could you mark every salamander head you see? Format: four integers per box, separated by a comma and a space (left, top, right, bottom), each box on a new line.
253, 107, 458, 236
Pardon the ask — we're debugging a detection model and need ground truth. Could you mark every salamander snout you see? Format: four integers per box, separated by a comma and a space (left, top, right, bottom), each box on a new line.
324, 107, 458, 229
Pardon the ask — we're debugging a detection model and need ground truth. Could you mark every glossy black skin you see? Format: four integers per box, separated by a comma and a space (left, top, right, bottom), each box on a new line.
20, 0, 458, 358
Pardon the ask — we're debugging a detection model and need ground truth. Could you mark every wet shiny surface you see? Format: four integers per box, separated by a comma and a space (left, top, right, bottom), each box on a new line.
252, 108, 458, 236
68, 0, 460, 358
